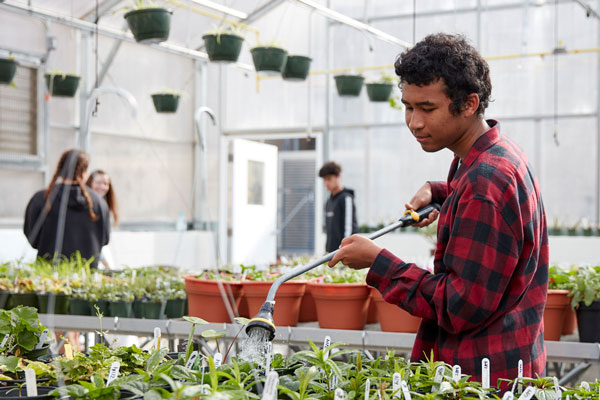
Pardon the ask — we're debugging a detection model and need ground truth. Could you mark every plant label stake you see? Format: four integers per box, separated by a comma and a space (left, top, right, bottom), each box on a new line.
431, 365, 445, 393
482, 358, 490, 389
401, 381, 412, 400
334, 388, 345, 400
35, 329, 49, 350
201, 359, 206, 385
452, 365, 461, 382
501, 392, 514, 400
520, 386, 535, 400
107, 361, 120, 385
214, 352, 223, 368
518, 360, 523, 394
392, 372, 401, 398
200, 385, 210, 395
131, 270, 136, 284
154, 327, 161, 351
261, 371, 279, 400
185, 351, 199, 370
580, 381, 590, 391
365, 378, 370, 400
323, 336, 331, 361
553, 376, 561, 398
265, 341, 273, 374
25, 368, 37, 397
0, 334, 9, 349
64, 343, 73, 360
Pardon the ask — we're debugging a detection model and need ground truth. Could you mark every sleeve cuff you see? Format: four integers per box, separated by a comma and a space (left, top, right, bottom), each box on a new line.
428, 181, 448, 205
366, 248, 405, 289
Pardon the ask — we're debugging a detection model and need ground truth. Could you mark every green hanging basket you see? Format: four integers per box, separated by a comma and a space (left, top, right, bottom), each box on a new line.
45, 74, 80, 97
366, 83, 394, 102
250, 46, 288, 74
282, 55, 312, 81
124, 7, 172, 44
203, 33, 244, 62
151, 93, 180, 113
0, 58, 17, 85
334, 75, 364, 97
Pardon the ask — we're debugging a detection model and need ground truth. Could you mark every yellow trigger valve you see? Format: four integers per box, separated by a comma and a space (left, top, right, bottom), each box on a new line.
404, 209, 420, 222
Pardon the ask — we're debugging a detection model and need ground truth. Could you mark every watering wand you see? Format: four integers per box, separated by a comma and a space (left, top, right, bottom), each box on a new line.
245, 203, 441, 340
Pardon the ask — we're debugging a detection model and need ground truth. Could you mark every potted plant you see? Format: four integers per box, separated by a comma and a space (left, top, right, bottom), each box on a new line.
0, 56, 17, 85
370, 287, 421, 332
366, 72, 396, 102
0, 306, 50, 360
184, 270, 243, 323
36, 278, 71, 315
334, 74, 364, 97
165, 278, 187, 319
44, 70, 80, 97
202, 26, 245, 63
105, 282, 134, 318
123, 1, 172, 44
282, 55, 312, 81
569, 265, 600, 343
250, 43, 288, 74
151, 90, 181, 113
8, 278, 38, 309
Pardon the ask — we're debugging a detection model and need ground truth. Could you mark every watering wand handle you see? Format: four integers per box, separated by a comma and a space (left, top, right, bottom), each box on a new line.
265, 203, 440, 302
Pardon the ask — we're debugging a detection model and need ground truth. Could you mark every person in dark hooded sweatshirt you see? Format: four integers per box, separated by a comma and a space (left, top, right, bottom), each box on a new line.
24, 149, 110, 268
319, 161, 357, 252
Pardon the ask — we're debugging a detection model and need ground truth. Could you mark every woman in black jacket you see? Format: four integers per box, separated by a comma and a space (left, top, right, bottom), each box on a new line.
23, 149, 110, 268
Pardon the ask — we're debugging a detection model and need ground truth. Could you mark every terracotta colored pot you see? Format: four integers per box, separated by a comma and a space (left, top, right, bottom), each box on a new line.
309, 282, 370, 330
237, 295, 249, 318
366, 291, 379, 324
242, 280, 306, 326
184, 275, 242, 323
370, 287, 421, 332
298, 287, 317, 322
543, 289, 570, 341
562, 305, 577, 335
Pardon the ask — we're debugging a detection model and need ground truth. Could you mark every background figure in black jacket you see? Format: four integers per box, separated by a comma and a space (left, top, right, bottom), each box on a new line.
24, 149, 110, 269
319, 161, 358, 252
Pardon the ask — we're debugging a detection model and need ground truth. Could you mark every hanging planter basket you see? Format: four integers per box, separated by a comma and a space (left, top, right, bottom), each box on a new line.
0, 58, 17, 85
124, 8, 172, 44
366, 83, 394, 102
334, 75, 364, 97
250, 46, 288, 74
282, 55, 312, 81
203, 33, 244, 62
44, 74, 80, 97
151, 93, 180, 113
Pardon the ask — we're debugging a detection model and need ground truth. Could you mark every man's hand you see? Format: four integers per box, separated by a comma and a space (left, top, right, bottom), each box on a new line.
327, 235, 382, 270
405, 182, 439, 228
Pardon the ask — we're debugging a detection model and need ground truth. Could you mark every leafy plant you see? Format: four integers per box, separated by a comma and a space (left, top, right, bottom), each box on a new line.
0, 306, 47, 356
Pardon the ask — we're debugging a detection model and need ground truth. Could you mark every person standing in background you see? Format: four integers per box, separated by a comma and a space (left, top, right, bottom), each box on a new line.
87, 170, 118, 269
319, 161, 358, 252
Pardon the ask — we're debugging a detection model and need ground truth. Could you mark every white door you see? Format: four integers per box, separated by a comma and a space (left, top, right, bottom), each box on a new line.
230, 139, 278, 265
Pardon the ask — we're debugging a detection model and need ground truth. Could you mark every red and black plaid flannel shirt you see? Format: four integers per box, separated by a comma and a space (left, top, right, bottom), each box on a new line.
367, 120, 548, 385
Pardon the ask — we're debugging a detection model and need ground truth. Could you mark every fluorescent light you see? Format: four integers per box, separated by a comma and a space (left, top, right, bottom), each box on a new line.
294, 0, 411, 48
188, 0, 248, 19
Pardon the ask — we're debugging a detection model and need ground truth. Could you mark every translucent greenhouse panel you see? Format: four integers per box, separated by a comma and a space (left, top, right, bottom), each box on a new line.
330, 0, 478, 16
0, 170, 44, 219
493, 120, 538, 172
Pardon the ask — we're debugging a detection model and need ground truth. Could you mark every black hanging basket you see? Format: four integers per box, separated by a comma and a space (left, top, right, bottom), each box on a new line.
250, 47, 288, 74
151, 93, 180, 113
45, 74, 80, 97
334, 75, 364, 97
203, 33, 244, 62
124, 7, 172, 44
366, 83, 394, 102
282, 55, 312, 81
576, 300, 600, 343
0, 58, 17, 84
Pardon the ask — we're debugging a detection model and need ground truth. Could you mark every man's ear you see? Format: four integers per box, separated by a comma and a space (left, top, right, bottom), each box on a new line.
462, 93, 480, 118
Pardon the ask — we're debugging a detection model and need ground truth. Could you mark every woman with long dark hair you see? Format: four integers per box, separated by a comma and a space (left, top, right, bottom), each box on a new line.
24, 149, 110, 268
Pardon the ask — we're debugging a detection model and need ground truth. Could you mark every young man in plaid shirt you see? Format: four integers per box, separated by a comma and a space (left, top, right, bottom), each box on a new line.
328, 33, 548, 385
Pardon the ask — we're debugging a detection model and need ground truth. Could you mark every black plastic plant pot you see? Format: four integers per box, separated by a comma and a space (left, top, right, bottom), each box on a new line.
151, 94, 180, 113
142, 301, 165, 319
334, 75, 364, 97
37, 293, 69, 315
250, 47, 288, 74
0, 386, 55, 399
108, 300, 133, 318
132, 299, 144, 318
44, 74, 80, 97
0, 291, 10, 309
8, 293, 37, 309
576, 301, 600, 343
25, 344, 50, 361
165, 298, 186, 319
203, 33, 244, 62
90, 299, 109, 316
124, 7, 172, 44
0, 59, 17, 84
69, 298, 91, 316
282, 55, 312, 81
366, 83, 394, 102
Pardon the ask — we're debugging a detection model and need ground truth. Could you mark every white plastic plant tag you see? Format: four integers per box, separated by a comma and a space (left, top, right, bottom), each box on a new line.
25, 368, 37, 397
364, 378, 370, 400
131, 270, 136, 283
200, 359, 206, 385
200, 385, 210, 395
154, 327, 161, 350
481, 358, 490, 389
93, 272, 101, 283
439, 382, 452, 392
392, 372, 401, 398
185, 351, 199, 370
261, 371, 279, 400
214, 352, 223, 368
0, 334, 10, 348
501, 392, 514, 400
518, 360, 523, 394
580, 381, 590, 391
334, 388, 345, 400
434, 366, 445, 383
401, 381, 412, 400
35, 329, 49, 350
323, 336, 331, 361
553, 376, 561, 398
452, 365, 461, 382
520, 386, 535, 400
329, 373, 338, 391
106, 361, 120, 385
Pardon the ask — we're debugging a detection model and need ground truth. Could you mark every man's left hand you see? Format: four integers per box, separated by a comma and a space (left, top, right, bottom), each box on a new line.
327, 235, 382, 270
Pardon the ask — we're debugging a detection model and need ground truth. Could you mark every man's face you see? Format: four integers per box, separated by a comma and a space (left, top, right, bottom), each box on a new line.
323, 174, 341, 193
401, 79, 468, 153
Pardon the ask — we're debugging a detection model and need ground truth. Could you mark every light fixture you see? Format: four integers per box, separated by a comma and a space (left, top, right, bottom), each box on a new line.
294, 0, 411, 48
188, 0, 248, 19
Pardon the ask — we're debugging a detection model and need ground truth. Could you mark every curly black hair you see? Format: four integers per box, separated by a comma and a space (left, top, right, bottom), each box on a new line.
319, 161, 341, 177
394, 33, 491, 116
